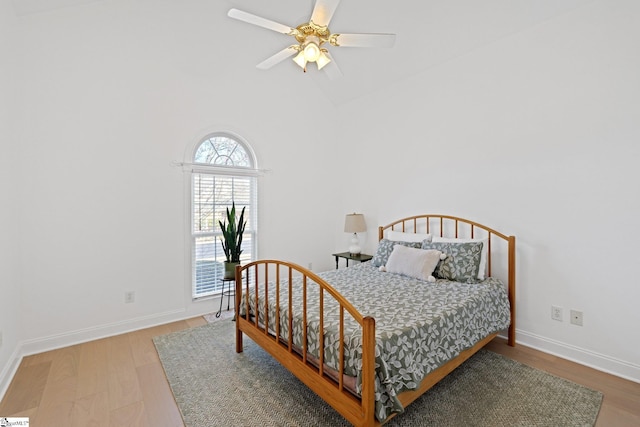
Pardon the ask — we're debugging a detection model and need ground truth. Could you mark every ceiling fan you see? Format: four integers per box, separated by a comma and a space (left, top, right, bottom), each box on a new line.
227, 0, 396, 79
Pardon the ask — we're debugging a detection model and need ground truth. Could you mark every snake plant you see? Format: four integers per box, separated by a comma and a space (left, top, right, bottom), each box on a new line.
219, 202, 246, 263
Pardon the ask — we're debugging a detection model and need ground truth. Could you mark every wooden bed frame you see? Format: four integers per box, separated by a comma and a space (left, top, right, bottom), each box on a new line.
234, 214, 516, 426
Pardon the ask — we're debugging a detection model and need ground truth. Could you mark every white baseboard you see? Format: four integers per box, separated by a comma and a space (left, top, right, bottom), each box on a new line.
19, 308, 189, 357
0, 306, 214, 401
513, 329, 640, 384
0, 346, 23, 403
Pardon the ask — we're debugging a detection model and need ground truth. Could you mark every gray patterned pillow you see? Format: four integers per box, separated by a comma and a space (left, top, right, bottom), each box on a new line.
421, 241, 483, 283
371, 239, 423, 267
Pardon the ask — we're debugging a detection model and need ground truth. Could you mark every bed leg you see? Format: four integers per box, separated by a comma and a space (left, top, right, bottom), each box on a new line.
508, 325, 516, 347
508, 235, 516, 347
236, 324, 243, 353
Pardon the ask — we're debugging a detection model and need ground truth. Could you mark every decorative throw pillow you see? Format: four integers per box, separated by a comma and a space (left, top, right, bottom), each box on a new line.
421, 241, 483, 283
432, 236, 489, 280
387, 230, 433, 243
371, 238, 422, 267
385, 245, 443, 282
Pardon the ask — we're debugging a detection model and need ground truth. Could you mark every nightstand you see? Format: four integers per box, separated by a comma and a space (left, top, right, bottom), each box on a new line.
332, 252, 373, 269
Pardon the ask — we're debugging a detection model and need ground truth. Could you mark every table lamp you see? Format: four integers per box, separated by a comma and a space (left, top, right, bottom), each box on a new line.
344, 213, 366, 255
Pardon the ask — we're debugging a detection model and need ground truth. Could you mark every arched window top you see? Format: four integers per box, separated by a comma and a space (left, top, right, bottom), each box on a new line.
194, 133, 254, 169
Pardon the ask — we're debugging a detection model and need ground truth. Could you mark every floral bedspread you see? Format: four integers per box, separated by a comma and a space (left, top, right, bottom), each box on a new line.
240, 263, 511, 422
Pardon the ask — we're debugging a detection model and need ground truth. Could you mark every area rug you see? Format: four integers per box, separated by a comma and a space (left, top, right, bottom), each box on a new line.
153, 320, 603, 427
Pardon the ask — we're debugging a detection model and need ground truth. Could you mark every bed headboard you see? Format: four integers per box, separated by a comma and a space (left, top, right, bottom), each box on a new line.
379, 214, 516, 345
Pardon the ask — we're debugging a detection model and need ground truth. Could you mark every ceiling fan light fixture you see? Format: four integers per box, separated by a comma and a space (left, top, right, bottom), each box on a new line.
294, 38, 324, 71
303, 41, 321, 62
293, 50, 308, 70
316, 50, 331, 70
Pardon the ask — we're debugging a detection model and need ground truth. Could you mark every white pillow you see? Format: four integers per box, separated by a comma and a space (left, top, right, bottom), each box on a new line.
387, 230, 432, 243
432, 237, 488, 280
385, 244, 443, 282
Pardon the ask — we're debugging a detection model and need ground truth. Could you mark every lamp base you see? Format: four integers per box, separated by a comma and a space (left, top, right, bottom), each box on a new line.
349, 233, 361, 255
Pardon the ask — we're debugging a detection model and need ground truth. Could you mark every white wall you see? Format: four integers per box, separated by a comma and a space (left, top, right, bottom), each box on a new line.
337, 0, 640, 380
0, 0, 21, 395
10, 0, 344, 356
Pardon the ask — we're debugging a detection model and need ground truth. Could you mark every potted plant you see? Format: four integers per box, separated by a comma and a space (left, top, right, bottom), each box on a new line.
219, 202, 247, 279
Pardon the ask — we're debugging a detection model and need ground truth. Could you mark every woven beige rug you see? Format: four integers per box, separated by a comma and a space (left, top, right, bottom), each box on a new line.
154, 320, 603, 427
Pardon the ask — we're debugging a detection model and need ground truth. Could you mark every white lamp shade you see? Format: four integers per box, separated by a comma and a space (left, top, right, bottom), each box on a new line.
344, 213, 366, 233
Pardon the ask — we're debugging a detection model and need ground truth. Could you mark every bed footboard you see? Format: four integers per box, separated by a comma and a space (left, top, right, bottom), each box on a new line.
234, 260, 378, 427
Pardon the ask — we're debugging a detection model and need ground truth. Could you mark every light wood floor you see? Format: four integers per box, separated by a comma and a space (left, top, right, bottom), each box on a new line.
1, 317, 639, 426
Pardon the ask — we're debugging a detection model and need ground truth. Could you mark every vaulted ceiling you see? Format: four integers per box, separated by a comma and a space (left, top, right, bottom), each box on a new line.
10, 0, 592, 105
11, 0, 103, 15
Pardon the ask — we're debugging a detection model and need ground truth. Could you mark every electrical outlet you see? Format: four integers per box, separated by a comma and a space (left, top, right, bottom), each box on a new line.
308, 262, 313, 271
551, 305, 563, 321
570, 310, 583, 326
125, 291, 136, 304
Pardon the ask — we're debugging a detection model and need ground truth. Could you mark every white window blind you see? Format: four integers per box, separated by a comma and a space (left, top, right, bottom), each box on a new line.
191, 134, 257, 299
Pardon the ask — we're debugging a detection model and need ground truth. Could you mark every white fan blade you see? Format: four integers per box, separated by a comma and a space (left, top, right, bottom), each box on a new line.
228, 8, 294, 35
322, 52, 342, 80
257, 46, 298, 70
333, 33, 396, 48
310, 0, 341, 27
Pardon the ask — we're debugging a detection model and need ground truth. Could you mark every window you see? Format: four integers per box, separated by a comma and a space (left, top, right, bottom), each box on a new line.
191, 133, 258, 299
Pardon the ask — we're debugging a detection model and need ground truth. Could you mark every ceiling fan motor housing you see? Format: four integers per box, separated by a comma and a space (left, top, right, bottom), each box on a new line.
294, 21, 331, 45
